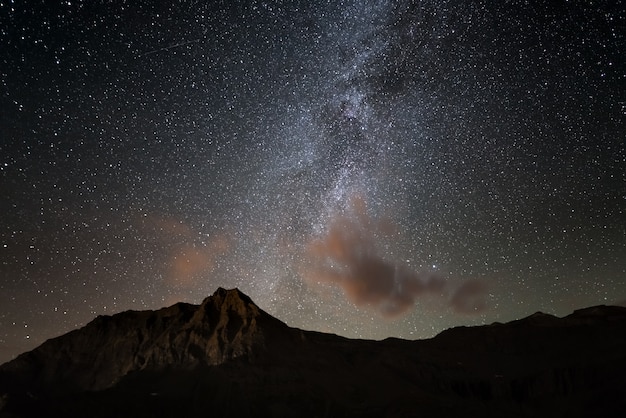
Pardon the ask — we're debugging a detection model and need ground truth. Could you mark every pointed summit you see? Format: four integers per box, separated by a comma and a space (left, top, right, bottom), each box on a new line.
210, 286, 255, 304
179, 287, 290, 366
197, 287, 262, 321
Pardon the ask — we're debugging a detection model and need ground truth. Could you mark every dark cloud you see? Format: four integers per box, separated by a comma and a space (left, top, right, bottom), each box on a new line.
306, 196, 487, 317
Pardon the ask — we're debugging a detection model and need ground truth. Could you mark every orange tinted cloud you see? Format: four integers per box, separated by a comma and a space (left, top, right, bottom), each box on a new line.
137, 213, 230, 290
305, 196, 486, 317
166, 234, 230, 288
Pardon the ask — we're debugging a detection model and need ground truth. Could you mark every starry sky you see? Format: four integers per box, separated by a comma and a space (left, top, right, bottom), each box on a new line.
1, 0, 624, 364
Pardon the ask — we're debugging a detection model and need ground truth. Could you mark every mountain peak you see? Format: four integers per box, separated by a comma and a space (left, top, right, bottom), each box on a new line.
0, 288, 289, 395
515, 311, 560, 325
204, 287, 257, 311
212, 286, 248, 298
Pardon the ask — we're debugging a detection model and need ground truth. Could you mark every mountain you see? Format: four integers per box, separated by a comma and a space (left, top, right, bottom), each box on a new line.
1, 288, 625, 417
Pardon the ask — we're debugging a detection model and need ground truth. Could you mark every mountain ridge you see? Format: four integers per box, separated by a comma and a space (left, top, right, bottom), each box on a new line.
1, 288, 625, 417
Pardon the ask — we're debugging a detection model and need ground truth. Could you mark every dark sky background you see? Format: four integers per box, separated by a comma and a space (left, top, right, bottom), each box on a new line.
1, 0, 624, 364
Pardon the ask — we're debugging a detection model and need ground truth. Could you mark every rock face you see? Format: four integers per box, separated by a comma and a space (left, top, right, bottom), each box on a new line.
1, 288, 625, 418
0, 288, 290, 394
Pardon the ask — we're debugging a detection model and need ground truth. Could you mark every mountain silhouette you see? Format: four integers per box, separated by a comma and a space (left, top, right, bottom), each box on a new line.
1, 288, 625, 417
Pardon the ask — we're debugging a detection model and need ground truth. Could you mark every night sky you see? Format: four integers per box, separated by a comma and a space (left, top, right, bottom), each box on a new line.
1, 0, 624, 365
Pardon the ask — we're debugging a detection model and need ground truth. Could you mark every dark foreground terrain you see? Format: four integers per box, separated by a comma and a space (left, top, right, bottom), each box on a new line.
1, 288, 625, 417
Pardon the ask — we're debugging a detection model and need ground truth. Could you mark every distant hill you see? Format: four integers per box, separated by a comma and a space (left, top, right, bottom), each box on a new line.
1, 287, 625, 417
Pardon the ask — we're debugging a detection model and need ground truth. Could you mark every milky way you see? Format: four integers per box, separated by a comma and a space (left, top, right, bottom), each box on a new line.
1, 0, 624, 364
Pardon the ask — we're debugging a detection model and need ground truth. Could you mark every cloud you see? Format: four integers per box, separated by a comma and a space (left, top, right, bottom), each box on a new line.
137, 214, 230, 289
305, 196, 487, 317
166, 237, 227, 288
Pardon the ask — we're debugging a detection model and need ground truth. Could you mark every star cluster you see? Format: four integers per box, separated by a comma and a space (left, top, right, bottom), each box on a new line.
1, 0, 624, 364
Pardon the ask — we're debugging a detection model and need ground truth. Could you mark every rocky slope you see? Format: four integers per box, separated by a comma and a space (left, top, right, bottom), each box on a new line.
1, 288, 625, 417
0, 288, 292, 394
